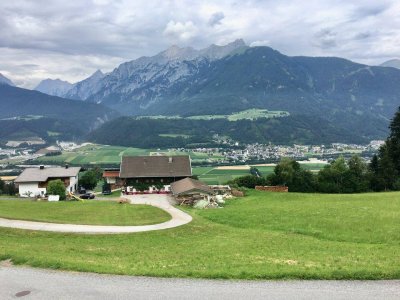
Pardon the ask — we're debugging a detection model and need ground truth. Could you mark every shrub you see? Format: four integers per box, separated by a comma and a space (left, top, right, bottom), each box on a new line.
47, 179, 66, 200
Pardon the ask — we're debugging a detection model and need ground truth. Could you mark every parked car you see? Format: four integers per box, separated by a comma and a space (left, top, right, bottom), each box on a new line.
102, 184, 111, 195
80, 193, 95, 199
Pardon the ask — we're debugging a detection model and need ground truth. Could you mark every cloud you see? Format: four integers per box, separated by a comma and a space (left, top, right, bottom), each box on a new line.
313, 28, 337, 49
250, 40, 270, 47
208, 12, 225, 27
354, 32, 372, 40
163, 21, 198, 42
0, 0, 399, 87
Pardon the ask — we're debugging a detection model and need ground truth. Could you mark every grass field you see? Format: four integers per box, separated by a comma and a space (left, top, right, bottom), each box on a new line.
1, 190, 398, 280
0, 200, 171, 226
193, 167, 250, 184
36, 144, 223, 165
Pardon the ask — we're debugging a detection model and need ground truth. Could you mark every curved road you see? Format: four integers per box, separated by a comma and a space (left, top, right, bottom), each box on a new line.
1, 266, 399, 300
0, 195, 192, 234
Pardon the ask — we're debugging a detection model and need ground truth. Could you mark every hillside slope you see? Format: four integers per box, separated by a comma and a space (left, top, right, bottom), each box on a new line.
88, 115, 367, 147
0, 85, 119, 140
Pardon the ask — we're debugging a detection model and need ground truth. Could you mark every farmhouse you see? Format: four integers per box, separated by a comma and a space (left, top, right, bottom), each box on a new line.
119, 155, 192, 192
15, 165, 80, 197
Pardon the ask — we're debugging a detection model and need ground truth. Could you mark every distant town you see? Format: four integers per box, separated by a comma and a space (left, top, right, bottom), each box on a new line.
0, 139, 385, 176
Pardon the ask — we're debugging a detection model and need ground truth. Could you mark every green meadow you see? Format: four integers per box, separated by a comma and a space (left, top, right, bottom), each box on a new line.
193, 167, 250, 184
0, 190, 399, 279
36, 144, 223, 165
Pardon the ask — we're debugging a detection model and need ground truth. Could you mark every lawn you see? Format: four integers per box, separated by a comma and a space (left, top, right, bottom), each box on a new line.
0, 200, 171, 226
0, 190, 399, 279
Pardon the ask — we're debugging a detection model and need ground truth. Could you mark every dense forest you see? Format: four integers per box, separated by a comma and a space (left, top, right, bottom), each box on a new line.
88, 114, 367, 147
0, 118, 84, 143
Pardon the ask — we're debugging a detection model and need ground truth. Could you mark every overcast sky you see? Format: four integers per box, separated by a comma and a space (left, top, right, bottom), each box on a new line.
1, 0, 399, 88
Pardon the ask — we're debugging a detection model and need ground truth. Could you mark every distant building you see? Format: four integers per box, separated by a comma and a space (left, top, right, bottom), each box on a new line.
0, 176, 17, 183
103, 169, 123, 189
15, 165, 80, 197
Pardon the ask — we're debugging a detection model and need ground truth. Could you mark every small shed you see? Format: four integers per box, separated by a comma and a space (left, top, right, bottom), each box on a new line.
170, 178, 214, 205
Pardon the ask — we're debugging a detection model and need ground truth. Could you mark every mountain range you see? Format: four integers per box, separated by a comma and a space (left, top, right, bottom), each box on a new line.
4, 40, 400, 145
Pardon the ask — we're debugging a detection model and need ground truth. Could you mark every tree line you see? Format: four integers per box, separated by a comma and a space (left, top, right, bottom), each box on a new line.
230, 107, 400, 193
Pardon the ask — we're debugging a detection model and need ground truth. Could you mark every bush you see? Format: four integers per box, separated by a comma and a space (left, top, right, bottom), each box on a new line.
229, 175, 267, 189
47, 179, 66, 200
79, 170, 99, 190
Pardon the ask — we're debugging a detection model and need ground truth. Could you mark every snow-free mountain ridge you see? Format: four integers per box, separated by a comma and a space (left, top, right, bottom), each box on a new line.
35, 78, 73, 97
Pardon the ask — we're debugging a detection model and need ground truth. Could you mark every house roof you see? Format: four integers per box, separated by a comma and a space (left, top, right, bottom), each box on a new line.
15, 167, 81, 183
103, 170, 120, 178
171, 177, 214, 196
0, 176, 17, 182
119, 155, 192, 178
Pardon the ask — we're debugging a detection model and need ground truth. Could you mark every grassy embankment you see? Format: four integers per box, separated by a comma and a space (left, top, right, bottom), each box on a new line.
0, 190, 399, 279
0, 200, 170, 226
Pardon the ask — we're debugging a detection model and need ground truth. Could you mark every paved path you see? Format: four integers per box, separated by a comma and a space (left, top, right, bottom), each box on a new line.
1, 266, 399, 300
0, 195, 192, 234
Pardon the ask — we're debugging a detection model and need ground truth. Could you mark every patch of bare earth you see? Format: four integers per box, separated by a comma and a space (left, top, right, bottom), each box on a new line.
0, 259, 13, 267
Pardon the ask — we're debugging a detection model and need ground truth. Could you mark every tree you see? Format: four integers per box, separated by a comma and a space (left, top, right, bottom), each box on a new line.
317, 156, 348, 193
267, 158, 316, 192
377, 144, 397, 190
370, 107, 400, 191
0, 178, 4, 194
4, 182, 17, 196
387, 107, 400, 174
79, 170, 99, 190
346, 155, 369, 193
47, 179, 66, 200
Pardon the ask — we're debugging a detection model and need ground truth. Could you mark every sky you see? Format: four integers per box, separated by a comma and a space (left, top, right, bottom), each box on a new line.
0, 0, 399, 88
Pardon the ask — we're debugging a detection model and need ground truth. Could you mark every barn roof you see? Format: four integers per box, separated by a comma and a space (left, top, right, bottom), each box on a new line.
171, 177, 213, 196
119, 155, 192, 178
15, 166, 81, 183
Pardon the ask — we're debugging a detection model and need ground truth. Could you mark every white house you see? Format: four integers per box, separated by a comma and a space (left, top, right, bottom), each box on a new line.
15, 165, 80, 197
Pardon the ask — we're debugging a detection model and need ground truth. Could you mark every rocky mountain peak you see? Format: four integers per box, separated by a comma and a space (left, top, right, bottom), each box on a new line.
158, 45, 197, 61
34, 78, 73, 97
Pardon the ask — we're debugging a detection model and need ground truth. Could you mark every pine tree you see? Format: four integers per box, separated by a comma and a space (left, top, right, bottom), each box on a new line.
387, 106, 400, 174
